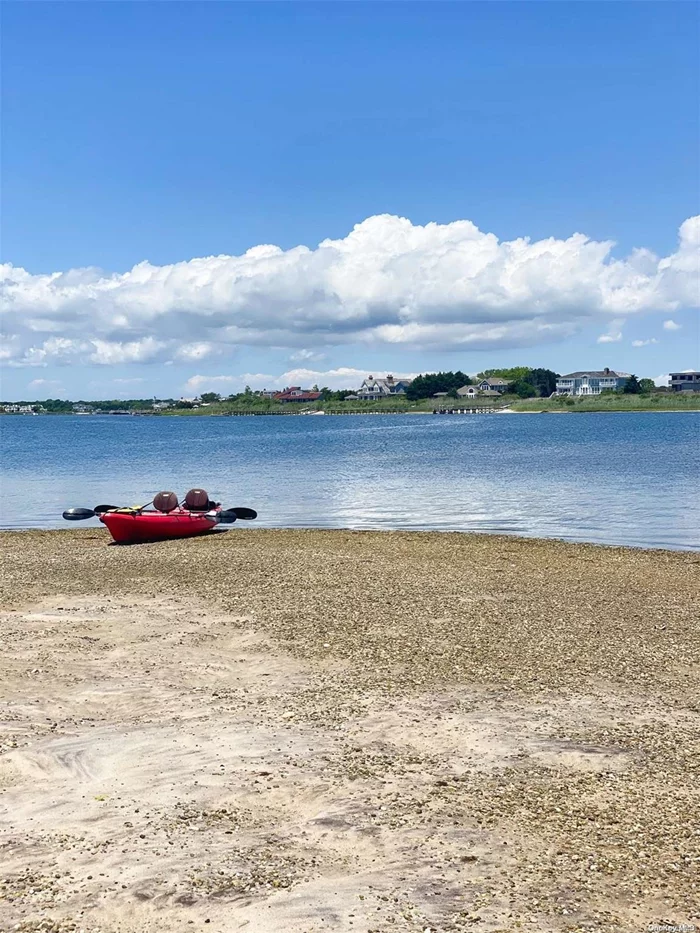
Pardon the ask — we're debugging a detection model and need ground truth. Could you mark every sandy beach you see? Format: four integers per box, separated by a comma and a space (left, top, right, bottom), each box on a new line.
0, 528, 698, 933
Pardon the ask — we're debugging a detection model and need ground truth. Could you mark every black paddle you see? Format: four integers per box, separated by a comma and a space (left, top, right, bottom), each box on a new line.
63, 503, 256, 523
63, 508, 96, 520
62, 504, 120, 520
218, 506, 257, 523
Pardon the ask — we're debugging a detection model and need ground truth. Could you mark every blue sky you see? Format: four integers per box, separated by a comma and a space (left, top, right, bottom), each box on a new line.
1, 1, 698, 399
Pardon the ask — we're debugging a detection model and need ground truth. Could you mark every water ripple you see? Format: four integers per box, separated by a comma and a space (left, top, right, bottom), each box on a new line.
1, 412, 698, 550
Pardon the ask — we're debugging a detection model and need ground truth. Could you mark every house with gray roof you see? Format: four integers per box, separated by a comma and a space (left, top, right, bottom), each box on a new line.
670, 371, 700, 392
356, 374, 413, 400
477, 378, 511, 393
556, 368, 630, 396
457, 385, 502, 398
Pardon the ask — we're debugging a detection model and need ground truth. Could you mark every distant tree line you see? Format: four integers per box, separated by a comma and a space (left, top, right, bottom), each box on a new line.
197, 388, 354, 405
83, 398, 168, 411
403, 368, 559, 400
476, 367, 533, 383
0, 398, 174, 412
599, 376, 656, 396
476, 367, 560, 398
405, 372, 472, 400
318, 388, 355, 401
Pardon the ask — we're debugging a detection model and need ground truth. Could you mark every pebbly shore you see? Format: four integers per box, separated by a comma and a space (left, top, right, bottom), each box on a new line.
0, 528, 698, 933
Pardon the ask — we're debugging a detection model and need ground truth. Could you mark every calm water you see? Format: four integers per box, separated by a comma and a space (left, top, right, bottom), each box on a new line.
1, 412, 698, 550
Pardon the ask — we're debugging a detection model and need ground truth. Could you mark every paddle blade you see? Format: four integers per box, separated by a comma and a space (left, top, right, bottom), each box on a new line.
230, 507, 257, 520
93, 504, 119, 514
217, 510, 238, 524
62, 508, 96, 521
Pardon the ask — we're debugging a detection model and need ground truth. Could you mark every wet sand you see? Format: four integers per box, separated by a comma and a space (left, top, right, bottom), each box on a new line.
0, 528, 698, 933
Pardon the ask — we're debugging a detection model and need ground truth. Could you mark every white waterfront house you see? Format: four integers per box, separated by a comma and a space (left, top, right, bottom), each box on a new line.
356, 375, 413, 400
1, 404, 37, 413
556, 368, 631, 396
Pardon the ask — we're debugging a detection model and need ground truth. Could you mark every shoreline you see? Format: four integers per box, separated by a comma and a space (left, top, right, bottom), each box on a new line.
3, 405, 700, 416
3, 403, 700, 418
1, 525, 697, 554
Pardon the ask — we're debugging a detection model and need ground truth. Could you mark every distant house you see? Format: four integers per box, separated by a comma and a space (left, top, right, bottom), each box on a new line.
556, 368, 630, 396
275, 386, 322, 403
456, 385, 502, 399
343, 394, 360, 401
152, 401, 171, 411
477, 378, 511, 393
670, 371, 700, 392
433, 392, 449, 398
356, 374, 413, 400
2, 404, 36, 414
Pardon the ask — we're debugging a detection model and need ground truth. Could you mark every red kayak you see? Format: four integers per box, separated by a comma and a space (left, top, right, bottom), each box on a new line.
63, 488, 256, 543
100, 506, 220, 544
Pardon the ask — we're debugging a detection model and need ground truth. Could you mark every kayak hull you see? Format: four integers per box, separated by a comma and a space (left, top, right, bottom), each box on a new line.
100, 508, 219, 544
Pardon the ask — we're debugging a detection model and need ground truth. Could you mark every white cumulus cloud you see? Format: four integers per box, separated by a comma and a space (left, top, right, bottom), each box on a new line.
174, 342, 222, 362
2, 214, 698, 366
279, 367, 417, 390
631, 338, 658, 347
663, 319, 682, 331
28, 378, 62, 389
88, 337, 165, 366
184, 368, 415, 394
289, 349, 326, 362
184, 374, 249, 392
597, 323, 624, 344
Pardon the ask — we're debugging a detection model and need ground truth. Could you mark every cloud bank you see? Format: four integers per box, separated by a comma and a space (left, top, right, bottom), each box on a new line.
184, 367, 413, 394
2, 214, 698, 367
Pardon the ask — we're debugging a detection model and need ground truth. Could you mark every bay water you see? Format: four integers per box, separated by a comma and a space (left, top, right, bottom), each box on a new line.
1, 411, 698, 550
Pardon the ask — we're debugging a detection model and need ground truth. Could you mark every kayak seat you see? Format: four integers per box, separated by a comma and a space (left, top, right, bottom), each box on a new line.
184, 488, 210, 511
154, 491, 179, 513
